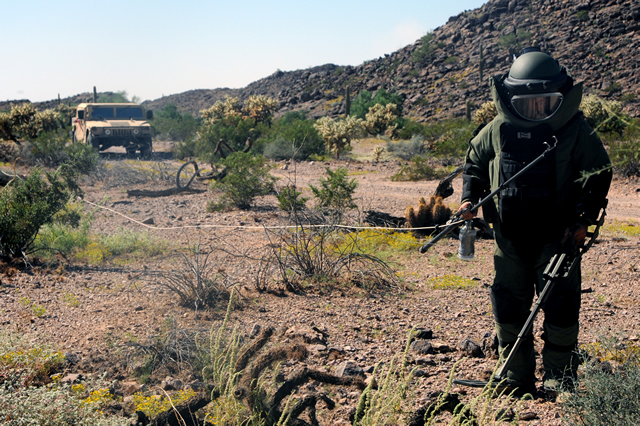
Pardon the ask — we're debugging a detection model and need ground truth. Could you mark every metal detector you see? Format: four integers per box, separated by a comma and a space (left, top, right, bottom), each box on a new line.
452, 204, 607, 388
419, 137, 558, 254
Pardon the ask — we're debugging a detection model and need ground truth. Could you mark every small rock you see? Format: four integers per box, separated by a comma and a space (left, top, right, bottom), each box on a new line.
519, 411, 538, 421
61, 373, 83, 384
414, 356, 437, 366
161, 377, 183, 391
458, 339, 484, 357
134, 306, 144, 311
414, 329, 433, 340
141, 217, 155, 225
249, 324, 261, 337
309, 344, 328, 352
336, 361, 365, 377
185, 380, 205, 392
120, 381, 143, 395
63, 352, 81, 365
414, 369, 428, 377
258, 306, 267, 313
410, 340, 434, 355
363, 365, 375, 373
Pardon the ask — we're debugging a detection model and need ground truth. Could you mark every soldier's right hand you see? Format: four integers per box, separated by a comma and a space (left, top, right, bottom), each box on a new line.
458, 202, 477, 220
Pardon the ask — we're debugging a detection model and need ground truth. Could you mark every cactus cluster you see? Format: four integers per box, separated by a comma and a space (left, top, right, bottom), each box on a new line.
404, 195, 452, 234
363, 103, 398, 137
201, 95, 278, 127
580, 94, 628, 134
201, 95, 243, 125
244, 95, 279, 126
473, 101, 498, 125
313, 115, 363, 158
0, 103, 69, 142
223, 326, 365, 425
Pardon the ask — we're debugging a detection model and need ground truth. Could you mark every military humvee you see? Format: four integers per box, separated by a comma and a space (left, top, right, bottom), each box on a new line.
72, 103, 154, 156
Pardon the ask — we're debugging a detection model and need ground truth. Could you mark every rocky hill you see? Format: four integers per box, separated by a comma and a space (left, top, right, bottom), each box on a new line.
8, 0, 640, 122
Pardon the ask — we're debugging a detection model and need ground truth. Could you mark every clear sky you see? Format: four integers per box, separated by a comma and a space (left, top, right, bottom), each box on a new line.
2, 0, 487, 103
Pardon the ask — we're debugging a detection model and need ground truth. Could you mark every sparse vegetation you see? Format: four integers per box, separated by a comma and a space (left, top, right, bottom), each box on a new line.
309, 167, 358, 217
386, 135, 427, 160
391, 156, 450, 182
208, 151, 276, 210
561, 337, 640, 425
428, 274, 477, 290
276, 184, 308, 213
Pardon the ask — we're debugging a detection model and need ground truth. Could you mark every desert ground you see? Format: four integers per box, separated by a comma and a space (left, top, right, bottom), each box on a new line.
1, 139, 639, 425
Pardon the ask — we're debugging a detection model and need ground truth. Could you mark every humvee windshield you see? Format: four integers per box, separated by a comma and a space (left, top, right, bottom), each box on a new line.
90, 107, 115, 119
116, 108, 144, 119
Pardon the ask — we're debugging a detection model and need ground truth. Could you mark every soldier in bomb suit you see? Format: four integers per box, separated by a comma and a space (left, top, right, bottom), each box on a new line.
458, 47, 611, 395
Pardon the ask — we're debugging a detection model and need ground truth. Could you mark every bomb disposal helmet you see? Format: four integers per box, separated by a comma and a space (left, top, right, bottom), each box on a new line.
503, 47, 568, 121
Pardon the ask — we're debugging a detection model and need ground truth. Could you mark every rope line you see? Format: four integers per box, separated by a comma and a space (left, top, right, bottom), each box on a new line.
81, 198, 457, 232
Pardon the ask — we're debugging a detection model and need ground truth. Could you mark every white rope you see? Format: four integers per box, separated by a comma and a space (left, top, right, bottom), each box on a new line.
81, 198, 453, 232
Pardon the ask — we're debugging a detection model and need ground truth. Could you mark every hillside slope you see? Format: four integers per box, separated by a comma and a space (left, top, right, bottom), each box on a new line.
10, 0, 640, 122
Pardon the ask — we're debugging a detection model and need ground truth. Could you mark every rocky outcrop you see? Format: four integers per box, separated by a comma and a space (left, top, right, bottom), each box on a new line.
9, 0, 640, 121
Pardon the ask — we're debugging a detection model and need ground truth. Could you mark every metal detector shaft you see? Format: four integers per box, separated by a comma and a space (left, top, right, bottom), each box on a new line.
419, 138, 558, 254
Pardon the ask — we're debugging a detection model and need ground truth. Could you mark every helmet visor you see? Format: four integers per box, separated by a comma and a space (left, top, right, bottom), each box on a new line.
511, 93, 563, 121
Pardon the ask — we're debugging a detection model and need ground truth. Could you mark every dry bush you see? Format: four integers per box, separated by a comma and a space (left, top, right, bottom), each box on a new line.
151, 245, 235, 311
258, 210, 397, 293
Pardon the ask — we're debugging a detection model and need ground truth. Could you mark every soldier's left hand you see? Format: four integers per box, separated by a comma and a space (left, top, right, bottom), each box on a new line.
565, 220, 588, 245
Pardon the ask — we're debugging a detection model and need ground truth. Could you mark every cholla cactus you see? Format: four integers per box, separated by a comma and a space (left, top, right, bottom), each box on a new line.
201, 95, 243, 125
580, 94, 628, 134
0, 112, 15, 141
9, 102, 38, 139
364, 103, 398, 136
244, 95, 278, 126
314, 115, 363, 158
372, 146, 385, 162
35, 110, 59, 133
473, 101, 497, 125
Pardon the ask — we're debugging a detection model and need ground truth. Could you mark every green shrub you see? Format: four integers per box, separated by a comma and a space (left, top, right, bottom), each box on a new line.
209, 152, 276, 210
608, 139, 640, 177
97, 90, 134, 103
24, 129, 98, 169
152, 104, 201, 142
576, 10, 590, 21
0, 165, 83, 258
580, 94, 628, 135
260, 111, 324, 160
276, 185, 308, 213
412, 32, 445, 64
350, 89, 404, 120
391, 156, 451, 182
386, 135, 427, 160
396, 118, 427, 139
309, 167, 358, 216
561, 338, 640, 426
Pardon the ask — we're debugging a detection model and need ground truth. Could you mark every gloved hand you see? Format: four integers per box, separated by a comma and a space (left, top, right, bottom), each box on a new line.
457, 201, 478, 221
565, 219, 588, 246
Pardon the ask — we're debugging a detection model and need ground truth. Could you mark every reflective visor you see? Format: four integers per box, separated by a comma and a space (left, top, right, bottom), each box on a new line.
511, 93, 563, 121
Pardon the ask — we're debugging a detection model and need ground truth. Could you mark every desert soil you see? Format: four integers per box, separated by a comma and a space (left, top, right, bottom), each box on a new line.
1, 139, 639, 425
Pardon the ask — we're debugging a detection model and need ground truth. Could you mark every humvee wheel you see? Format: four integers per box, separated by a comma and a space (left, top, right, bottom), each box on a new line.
87, 134, 100, 150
